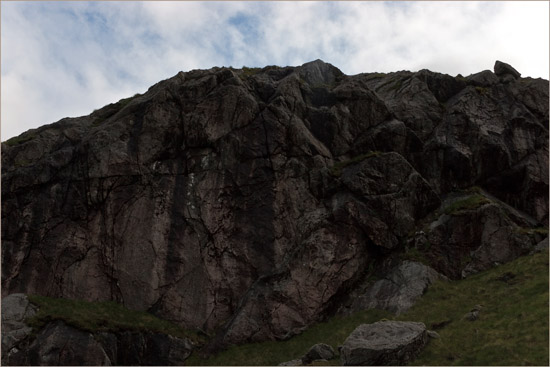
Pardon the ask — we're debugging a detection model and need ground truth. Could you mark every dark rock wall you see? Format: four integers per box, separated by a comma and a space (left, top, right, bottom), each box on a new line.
2, 60, 548, 347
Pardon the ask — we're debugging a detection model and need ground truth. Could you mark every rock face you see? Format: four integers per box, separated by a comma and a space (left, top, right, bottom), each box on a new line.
344, 261, 446, 315
1, 294, 37, 364
2, 59, 548, 350
4, 320, 194, 366
340, 321, 428, 365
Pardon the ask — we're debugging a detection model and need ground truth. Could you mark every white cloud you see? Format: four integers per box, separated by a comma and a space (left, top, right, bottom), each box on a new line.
2, 1, 548, 141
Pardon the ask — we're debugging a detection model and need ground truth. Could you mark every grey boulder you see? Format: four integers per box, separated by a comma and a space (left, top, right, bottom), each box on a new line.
340, 321, 428, 366
494, 60, 521, 79
302, 343, 335, 364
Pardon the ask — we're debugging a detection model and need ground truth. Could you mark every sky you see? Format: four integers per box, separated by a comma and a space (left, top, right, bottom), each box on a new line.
1, 1, 549, 141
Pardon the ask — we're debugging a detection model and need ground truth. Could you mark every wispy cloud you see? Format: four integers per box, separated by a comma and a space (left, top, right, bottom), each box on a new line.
2, 1, 548, 140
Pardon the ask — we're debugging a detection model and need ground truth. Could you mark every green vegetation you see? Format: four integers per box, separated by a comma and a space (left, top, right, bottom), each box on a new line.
92, 93, 141, 126
443, 194, 491, 215
240, 66, 261, 79
515, 226, 549, 237
189, 249, 549, 365
117, 93, 141, 108
388, 78, 405, 92
329, 151, 381, 177
4, 132, 36, 147
475, 86, 489, 95
400, 248, 549, 366
364, 72, 386, 81
26, 295, 205, 344
400, 245, 431, 266
186, 309, 391, 366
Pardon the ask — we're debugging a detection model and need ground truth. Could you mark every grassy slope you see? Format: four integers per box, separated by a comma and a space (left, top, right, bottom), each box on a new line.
189, 249, 549, 366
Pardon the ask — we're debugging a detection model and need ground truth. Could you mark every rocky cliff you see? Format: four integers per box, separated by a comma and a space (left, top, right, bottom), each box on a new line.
2, 60, 548, 354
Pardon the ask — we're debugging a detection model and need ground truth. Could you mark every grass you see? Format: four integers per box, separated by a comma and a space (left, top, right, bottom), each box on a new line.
475, 86, 489, 95
188, 249, 548, 366
186, 309, 391, 366
117, 93, 141, 108
329, 151, 381, 177
4, 132, 36, 147
515, 227, 549, 237
26, 295, 206, 345
443, 194, 491, 215
240, 66, 261, 79
92, 93, 141, 126
400, 248, 549, 366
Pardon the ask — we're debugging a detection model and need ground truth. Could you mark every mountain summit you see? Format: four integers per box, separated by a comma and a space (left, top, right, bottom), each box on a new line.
2, 60, 548, 363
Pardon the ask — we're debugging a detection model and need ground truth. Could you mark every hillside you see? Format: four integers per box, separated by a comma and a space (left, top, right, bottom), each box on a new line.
2, 59, 548, 365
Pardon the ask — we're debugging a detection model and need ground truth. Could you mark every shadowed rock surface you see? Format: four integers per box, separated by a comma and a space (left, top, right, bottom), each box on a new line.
2, 60, 548, 355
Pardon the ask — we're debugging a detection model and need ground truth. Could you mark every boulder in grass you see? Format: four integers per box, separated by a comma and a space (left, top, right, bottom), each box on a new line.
340, 321, 428, 366
302, 343, 335, 364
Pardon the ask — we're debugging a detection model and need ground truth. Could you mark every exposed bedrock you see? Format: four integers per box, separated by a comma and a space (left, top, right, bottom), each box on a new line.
2, 59, 548, 349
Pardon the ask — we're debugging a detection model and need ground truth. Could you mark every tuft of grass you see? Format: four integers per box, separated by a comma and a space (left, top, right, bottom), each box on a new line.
400, 246, 430, 266
475, 86, 489, 95
187, 309, 391, 366
117, 93, 141, 108
26, 295, 205, 345
364, 72, 387, 81
329, 151, 380, 177
4, 132, 36, 147
515, 227, 549, 237
444, 194, 490, 215
240, 66, 261, 79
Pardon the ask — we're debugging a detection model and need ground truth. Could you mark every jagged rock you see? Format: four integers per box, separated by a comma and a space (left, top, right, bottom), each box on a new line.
3, 319, 194, 366
302, 343, 335, 364
531, 237, 549, 254
1, 60, 547, 350
424, 193, 539, 279
494, 60, 521, 79
6, 320, 112, 366
340, 321, 428, 366
466, 70, 499, 86
1, 294, 38, 364
345, 261, 446, 314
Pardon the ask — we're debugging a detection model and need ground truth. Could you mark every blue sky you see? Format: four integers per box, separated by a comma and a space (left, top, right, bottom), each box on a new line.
2, 1, 549, 140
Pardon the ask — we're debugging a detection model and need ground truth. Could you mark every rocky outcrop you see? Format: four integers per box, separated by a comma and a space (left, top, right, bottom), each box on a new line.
2, 59, 548, 351
494, 60, 521, 80
340, 321, 428, 365
1, 294, 194, 366
1, 294, 37, 364
4, 320, 193, 366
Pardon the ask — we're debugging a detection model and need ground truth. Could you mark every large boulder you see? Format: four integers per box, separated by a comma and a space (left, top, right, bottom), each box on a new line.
340, 321, 428, 366
494, 60, 521, 79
